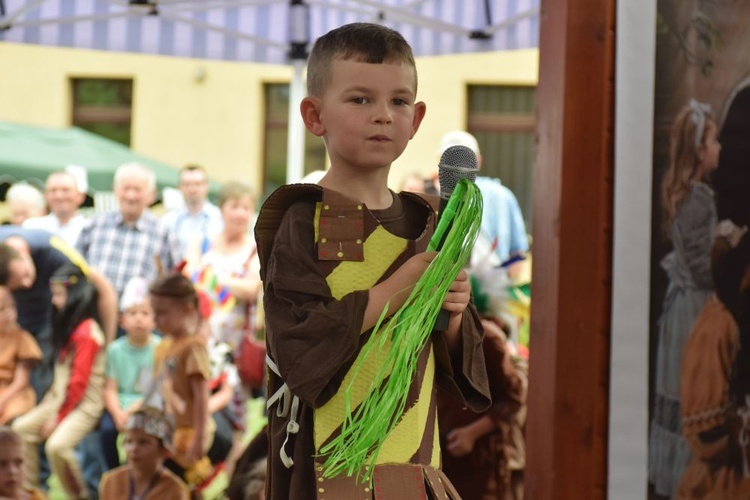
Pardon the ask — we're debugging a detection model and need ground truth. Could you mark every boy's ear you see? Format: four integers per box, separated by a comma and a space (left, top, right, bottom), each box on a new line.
410, 101, 427, 139
300, 97, 325, 137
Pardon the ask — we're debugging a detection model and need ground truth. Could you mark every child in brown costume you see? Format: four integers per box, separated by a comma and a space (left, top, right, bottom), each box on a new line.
99, 407, 189, 500
256, 22, 490, 500
0, 286, 42, 426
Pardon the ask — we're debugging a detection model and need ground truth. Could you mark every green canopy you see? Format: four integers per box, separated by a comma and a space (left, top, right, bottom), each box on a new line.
0, 120, 220, 198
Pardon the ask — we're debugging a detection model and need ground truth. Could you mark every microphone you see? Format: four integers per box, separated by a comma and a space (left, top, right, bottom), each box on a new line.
433, 145, 479, 330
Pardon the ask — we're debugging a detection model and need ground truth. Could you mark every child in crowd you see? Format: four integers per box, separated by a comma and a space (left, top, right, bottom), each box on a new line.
255, 22, 489, 499
12, 264, 105, 498
438, 317, 527, 499
149, 274, 214, 490
99, 407, 189, 500
101, 277, 160, 470
0, 286, 42, 426
649, 99, 721, 497
0, 427, 46, 500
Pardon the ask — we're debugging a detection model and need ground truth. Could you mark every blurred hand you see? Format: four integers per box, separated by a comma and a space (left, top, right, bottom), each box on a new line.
446, 425, 477, 457
39, 418, 57, 440
442, 270, 471, 314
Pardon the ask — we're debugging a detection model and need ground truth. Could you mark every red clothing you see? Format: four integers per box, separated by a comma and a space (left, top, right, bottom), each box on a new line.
56, 319, 101, 422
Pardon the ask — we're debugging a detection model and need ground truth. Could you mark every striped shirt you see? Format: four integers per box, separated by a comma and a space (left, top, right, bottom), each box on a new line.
77, 210, 181, 297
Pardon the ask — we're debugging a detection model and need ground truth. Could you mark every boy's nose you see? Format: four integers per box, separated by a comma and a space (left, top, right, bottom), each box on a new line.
373, 101, 393, 123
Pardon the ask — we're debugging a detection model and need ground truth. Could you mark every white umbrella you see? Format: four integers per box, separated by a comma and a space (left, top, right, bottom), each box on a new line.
0, 0, 539, 182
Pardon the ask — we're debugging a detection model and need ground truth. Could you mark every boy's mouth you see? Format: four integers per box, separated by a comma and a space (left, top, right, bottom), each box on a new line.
369, 135, 391, 142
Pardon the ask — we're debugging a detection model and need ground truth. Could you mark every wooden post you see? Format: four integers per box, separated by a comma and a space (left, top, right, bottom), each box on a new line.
525, 0, 616, 498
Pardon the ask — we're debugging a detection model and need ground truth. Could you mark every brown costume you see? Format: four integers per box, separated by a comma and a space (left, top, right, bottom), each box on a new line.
99, 465, 190, 499
438, 321, 527, 499
0, 325, 42, 425
678, 297, 750, 499
256, 185, 491, 500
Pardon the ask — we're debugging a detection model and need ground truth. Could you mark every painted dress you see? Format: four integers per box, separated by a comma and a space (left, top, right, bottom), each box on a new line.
650, 181, 717, 497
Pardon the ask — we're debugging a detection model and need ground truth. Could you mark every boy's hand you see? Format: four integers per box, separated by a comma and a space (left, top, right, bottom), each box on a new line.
185, 436, 203, 464
113, 409, 129, 432
441, 270, 471, 314
400, 252, 437, 284
446, 425, 478, 457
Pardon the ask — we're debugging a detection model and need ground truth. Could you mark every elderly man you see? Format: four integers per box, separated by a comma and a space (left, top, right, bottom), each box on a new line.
23, 169, 88, 247
77, 162, 181, 301
5, 182, 45, 226
159, 164, 223, 259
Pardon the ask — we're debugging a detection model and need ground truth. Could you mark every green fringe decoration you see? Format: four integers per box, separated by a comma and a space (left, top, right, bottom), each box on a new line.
319, 179, 483, 482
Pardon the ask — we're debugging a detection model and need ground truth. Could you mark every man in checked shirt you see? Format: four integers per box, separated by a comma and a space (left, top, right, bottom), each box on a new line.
77, 162, 181, 336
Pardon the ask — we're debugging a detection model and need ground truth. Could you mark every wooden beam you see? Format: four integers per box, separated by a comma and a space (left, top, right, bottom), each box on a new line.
525, 0, 616, 498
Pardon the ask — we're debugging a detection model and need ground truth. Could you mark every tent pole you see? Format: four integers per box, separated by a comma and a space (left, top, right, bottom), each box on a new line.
286, 59, 306, 184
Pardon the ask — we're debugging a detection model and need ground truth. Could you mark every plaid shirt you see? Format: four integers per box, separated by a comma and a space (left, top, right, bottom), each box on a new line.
77, 210, 181, 297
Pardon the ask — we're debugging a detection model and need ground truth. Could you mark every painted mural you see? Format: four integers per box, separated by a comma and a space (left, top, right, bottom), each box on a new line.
648, 1, 750, 499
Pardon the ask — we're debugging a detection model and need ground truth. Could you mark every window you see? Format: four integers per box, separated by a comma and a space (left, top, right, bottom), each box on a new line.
467, 85, 536, 230
71, 79, 133, 146
262, 83, 327, 199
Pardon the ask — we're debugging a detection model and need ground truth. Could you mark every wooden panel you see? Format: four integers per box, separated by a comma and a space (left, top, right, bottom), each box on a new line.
524, 0, 616, 498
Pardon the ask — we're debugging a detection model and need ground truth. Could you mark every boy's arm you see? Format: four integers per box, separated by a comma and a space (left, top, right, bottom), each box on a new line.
103, 378, 127, 431
0, 361, 33, 412
433, 301, 491, 413
361, 252, 436, 332
87, 267, 118, 343
207, 378, 233, 414
187, 374, 208, 462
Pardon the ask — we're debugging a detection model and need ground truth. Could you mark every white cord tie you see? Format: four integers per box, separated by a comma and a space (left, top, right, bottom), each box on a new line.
266, 354, 300, 469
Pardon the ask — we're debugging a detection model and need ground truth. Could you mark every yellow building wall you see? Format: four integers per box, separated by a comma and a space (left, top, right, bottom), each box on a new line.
0, 42, 537, 192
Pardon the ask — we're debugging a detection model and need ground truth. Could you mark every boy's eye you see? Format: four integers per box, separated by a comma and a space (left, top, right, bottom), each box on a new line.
351, 97, 368, 104
393, 98, 409, 106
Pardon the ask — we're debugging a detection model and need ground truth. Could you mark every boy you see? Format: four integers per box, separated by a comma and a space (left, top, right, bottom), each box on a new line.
99, 408, 189, 499
255, 22, 490, 499
101, 277, 160, 470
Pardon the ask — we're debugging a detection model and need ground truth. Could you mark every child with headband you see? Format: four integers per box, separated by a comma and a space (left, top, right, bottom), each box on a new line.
99, 407, 189, 500
649, 99, 722, 497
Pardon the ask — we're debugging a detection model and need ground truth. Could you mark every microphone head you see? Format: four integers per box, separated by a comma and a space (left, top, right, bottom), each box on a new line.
438, 145, 479, 200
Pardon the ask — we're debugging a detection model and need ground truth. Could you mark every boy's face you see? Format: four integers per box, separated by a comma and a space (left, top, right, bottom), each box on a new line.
0, 287, 17, 332
0, 442, 24, 498
124, 428, 163, 471
303, 59, 426, 173
149, 295, 192, 337
121, 301, 155, 342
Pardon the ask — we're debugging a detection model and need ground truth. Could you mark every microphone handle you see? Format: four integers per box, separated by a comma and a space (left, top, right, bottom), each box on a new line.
433, 195, 452, 331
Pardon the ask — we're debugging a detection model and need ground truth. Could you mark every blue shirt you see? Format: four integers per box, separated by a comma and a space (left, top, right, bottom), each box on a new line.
105, 334, 160, 409
474, 176, 529, 263
159, 202, 223, 260
77, 210, 181, 297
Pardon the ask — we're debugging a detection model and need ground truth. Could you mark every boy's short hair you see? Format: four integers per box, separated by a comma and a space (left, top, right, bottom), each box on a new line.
307, 22, 417, 97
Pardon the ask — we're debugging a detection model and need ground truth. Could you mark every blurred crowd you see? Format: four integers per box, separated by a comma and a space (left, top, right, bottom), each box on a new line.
0, 131, 531, 500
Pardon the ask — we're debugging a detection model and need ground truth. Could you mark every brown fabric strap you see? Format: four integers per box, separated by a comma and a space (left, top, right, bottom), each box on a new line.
317, 188, 366, 262
255, 183, 323, 281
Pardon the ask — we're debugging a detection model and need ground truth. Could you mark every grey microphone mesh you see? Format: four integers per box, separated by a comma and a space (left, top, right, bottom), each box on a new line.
438, 145, 479, 200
